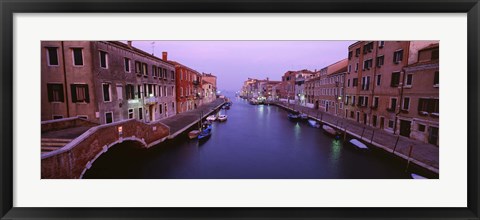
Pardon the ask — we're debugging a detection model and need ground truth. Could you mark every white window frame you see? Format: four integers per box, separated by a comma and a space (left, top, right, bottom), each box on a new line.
102, 83, 112, 103
71, 47, 84, 67
128, 108, 134, 119
405, 73, 413, 87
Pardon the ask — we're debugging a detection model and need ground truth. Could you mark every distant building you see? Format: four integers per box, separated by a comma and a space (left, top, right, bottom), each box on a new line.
280, 69, 315, 103
202, 73, 217, 102
41, 41, 176, 124
315, 60, 348, 116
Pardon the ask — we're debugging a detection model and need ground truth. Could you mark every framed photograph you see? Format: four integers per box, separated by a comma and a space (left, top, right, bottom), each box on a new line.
1, 0, 479, 219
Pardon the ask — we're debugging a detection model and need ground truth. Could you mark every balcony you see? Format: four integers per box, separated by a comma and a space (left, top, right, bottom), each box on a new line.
193, 80, 200, 86
144, 96, 157, 105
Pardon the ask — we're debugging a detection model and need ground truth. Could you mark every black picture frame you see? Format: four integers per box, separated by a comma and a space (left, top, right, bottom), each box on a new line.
1, 0, 479, 219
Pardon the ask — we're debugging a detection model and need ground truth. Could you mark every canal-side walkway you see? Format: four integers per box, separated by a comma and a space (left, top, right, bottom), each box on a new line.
159, 98, 225, 138
272, 101, 439, 174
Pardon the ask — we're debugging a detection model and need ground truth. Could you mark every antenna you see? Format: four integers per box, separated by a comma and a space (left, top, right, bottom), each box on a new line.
151, 41, 155, 56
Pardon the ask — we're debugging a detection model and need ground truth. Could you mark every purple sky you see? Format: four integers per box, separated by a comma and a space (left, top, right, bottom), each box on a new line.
133, 41, 355, 92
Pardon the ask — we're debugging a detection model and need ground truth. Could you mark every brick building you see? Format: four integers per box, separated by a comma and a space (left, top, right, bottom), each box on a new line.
41, 41, 176, 124
398, 43, 439, 145
343, 41, 438, 134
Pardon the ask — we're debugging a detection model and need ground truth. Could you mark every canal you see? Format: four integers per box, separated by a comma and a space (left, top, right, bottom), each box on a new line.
84, 98, 411, 179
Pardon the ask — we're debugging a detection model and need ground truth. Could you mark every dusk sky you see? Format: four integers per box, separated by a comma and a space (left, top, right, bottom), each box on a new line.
133, 41, 355, 93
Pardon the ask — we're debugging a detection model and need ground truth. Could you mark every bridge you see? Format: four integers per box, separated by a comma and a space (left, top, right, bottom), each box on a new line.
41, 99, 225, 179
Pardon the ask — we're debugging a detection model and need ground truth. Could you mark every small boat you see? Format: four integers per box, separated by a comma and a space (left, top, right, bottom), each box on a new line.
308, 119, 320, 128
218, 114, 227, 122
300, 113, 308, 120
198, 126, 212, 140
349, 139, 369, 150
288, 113, 300, 120
411, 173, 427, 179
188, 130, 201, 139
206, 115, 217, 121
322, 125, 337, 136
225, 105, 230, 110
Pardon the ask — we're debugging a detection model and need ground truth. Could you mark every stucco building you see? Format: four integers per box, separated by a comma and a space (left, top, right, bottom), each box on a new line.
42, 41, 176, 124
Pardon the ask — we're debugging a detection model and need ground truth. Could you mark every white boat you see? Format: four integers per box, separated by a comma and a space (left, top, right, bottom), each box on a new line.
349, 139, 369, 149
411, 173, 427, 179
206, 115, 217, 121
322, 125, 337, 136
218, 114, 227, 122
300, 113, 308, 120
308, 119, 320, 128
188, 130, 201, 139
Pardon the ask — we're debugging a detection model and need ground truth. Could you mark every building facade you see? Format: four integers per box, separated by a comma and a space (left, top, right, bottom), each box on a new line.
42, 41, 176, 124
343, 41, 438, 135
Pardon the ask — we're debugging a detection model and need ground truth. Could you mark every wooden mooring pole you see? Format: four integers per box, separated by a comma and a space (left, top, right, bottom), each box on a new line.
370, 129, 375, 144
405, 145, 414, 172
392, 136, 400, 154
343, 126, 347, 143
360, 127, 366, 139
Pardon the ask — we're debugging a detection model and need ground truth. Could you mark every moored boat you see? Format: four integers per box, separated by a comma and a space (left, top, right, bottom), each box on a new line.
206, 115, 217, 121
349, 139, 369, 150
308, 119, 320, 128
218, 114, 227, 122
322, 125, 337, 136
198, 126, 212, 141
287, 113, 300, 120
300, 113, 308, 120
188, 130, 201, 139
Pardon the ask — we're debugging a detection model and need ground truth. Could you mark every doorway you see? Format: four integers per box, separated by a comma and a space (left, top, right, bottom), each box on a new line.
400, 120, 411, 137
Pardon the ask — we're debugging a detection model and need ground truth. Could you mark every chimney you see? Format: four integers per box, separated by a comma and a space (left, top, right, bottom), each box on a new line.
162, 52, 168, 61
127, 41, 132, 48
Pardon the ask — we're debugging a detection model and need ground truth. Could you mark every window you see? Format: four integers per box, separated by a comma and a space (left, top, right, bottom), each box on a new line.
373, 97, 379, 108
347, 79, 350, 87
172, 102, 175, 110
102, 83, 111, 102
431, 49, 439, 60
388, 98, 397, 111
405, 74, 413, 86
72, 48, 83, 66
126, 84, 135, 100
180, 87, 183, 97
388, 120, 394, 128
124, 58, 130, 72
138, 107, 143, 120
376, 75, 381, 86
355, 48, 360, 57
163, 69, 167, 79
171, 71, 175, 80
390, 72, 400, 87
434, 71, 439, 86
429, 127, 439, 145
363, 59, 373, 70
142, 63, 148, 76
159, 104, 163, 114
345, 96, 349, 105
47, 83, 64, 102
348, 65, 351, 73
157, 67, 162, 78
105, 112, 113, 124
418, 98, 439, 114
99, 51, 108, 68
128, 109, 134, 119
137, 85, 142, 99
402, 97, 410, 110
116, 85, 123, 101
152, 65, 157, 77
376, 55, 384, 67
70, 84, 89, 103
135, 61, 141, 74
378, 41, 385, 48
363, 42, 374, 54
46, 47, 59, 66
355, 63, 358, 72
361, 76, 370, 90
418, 124, 426, 132
352, 78, 358, 87
352, 96, 356, 105
393, 49, 404, 63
